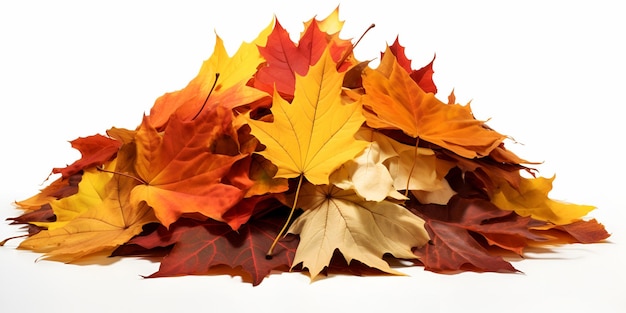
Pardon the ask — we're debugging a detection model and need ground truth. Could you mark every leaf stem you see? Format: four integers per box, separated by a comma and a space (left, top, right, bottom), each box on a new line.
192, 73, 220, 121
336, 23, 375, 70
405, 137, 420, 198
0, 234, 28, 246
266, 174, 304, 259
96, 166, 147, 185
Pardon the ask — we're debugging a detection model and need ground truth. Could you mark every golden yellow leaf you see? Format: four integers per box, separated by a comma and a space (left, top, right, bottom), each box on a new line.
33, 168, 111, 230
302, 6, 344, 37
288, 183, 429, 279
491, 176, 595, 225
18, 173, 157, 262
246, 48, 368, 185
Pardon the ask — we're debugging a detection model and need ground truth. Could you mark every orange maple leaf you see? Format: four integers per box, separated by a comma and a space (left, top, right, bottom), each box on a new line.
362, 49, 506, 158
148, 25, 271, 129
130, 106, 246, 228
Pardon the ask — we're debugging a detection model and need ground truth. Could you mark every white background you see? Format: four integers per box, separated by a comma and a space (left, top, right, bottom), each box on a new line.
1, 1, 624, 312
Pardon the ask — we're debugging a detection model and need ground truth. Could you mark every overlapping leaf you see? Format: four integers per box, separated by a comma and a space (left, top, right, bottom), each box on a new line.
4, 9, 609, 285
246, 48, 368, 185
32, 168, 111, 230
52, 134, 122, 178
288, 183, 429, 279
411, 196, 546, 272
131, 106, 245, 228
254, 10, 353, 97
18, 165, 157, 262
362, 49, 506, 158
491, 175, 595, 225
124, 212, 298, 286
149, 23, 272, 129
383, 37, 437, 94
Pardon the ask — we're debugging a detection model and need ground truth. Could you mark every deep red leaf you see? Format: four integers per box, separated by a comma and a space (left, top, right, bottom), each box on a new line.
411, 196, 546, 273
129, 213, 298, 286
416, 219, 517, 273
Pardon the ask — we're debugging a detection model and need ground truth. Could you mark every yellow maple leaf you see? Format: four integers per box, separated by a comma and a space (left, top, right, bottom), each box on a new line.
301, 6, 345, 41
491, 176, 595, 225
32, 167, 111, 230
288, 183, 429, 279
18, 172, 157, 262
246, 48, 368, 185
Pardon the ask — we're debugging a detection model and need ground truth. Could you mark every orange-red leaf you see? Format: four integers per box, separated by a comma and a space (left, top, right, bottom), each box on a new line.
130, 106, 245, 228
52, 134, 121, 178
149, 30, 270, 129
384, 37, 437, 94
254, 19, 352, 97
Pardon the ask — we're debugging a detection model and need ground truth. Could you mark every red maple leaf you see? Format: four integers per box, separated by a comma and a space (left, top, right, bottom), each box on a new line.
52, 134, 121, 178
127, 212, 298, 286
383, 37, 437, 94
537, 219, 610, 244
254, 19, 352, 97
555, 219, 610, 243
411, 196, 546, 273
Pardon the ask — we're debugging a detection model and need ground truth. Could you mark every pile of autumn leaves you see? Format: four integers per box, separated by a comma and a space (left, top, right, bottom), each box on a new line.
5, 10, 609, 285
